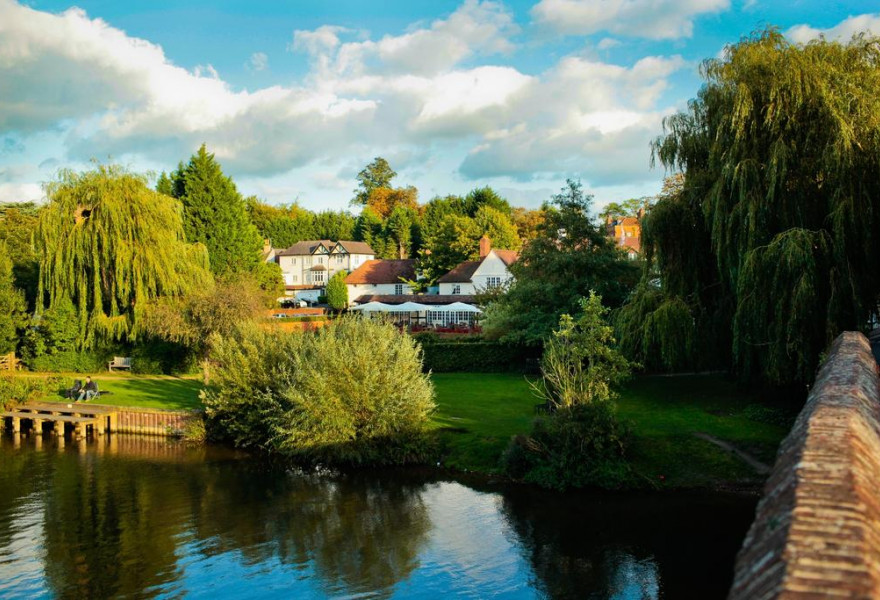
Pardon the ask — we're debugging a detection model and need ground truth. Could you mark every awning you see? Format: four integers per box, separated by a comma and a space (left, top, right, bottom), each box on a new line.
383, 301, 430, 312
349, 302, 392, 311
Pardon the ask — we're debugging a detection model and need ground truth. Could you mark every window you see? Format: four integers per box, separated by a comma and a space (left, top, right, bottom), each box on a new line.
293, 275, 298, 282
452, 284, 461, 295
336, 255, 344, 264
292, 258, 297, 265
394, 283, 406, 295
314, 272, 324, 283
486, 276, 501, 288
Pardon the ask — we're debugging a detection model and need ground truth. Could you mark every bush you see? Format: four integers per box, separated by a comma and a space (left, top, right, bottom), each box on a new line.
412, 334, 540, 373
25, 350, 108, 373
0, 375, 64, 410
202, 315, 436, 465
503, 402, 632, 491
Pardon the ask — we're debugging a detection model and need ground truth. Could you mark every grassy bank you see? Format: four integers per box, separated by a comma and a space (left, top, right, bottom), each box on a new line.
10, 371, 789, 489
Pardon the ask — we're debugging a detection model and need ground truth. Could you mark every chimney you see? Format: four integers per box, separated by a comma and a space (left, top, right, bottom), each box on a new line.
479, 235, 492, 258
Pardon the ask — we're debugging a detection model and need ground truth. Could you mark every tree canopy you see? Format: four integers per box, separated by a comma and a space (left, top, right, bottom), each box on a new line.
0, 243, 27, 353
618, 30, 880, 389
38, 165, 212, 348
352, 157, 397, 207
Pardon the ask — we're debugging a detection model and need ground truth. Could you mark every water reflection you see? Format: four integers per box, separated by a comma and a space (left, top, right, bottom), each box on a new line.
0, 435, 754, 599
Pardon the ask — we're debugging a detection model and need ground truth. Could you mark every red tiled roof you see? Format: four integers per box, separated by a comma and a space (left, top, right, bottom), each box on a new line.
621, 237, 640, 253
620, 217, 639, 227
345, 259, 416, 284
437, 261, 481, 284
494, 249, 519, 266
354, 294, 478, 305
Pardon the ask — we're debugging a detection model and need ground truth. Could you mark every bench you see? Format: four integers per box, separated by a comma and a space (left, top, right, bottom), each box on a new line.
108, 356, 132, 371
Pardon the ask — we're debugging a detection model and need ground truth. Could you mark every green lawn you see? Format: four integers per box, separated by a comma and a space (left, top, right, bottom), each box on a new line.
16, 369, 790, 488
430, 372, 790, 487
29, 373, 203, 411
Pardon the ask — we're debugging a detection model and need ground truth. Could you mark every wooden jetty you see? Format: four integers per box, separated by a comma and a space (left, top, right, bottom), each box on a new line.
1, 402, 118, 438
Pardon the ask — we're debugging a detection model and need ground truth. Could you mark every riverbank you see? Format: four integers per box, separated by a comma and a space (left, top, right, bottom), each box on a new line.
5, 371, 789, 490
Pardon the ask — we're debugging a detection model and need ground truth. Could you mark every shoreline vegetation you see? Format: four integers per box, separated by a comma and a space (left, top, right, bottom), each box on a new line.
5, 369, 789, 492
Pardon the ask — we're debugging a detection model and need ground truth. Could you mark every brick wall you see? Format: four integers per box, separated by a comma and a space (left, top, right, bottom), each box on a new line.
729, 332, 880, 599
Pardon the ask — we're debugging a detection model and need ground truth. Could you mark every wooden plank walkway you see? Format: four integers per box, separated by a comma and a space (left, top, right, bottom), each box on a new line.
1, 402, 119, 438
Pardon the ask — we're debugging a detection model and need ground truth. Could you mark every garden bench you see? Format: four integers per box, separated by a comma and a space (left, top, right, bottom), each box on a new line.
108, 356, 132, 371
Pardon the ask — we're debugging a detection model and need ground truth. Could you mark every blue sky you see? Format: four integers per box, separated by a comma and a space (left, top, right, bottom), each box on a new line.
1, 0, 878, 212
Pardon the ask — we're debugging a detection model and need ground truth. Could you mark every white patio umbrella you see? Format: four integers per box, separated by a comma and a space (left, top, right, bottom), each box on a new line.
435, 302, 482, 313
384, 301, 430, 312
349, 301, 391, 311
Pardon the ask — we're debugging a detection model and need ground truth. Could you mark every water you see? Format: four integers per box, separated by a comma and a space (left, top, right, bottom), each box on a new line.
0, 435, 756, 599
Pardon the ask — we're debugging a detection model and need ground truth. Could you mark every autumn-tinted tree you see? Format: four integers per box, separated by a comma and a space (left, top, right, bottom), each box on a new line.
38, 165, 212, 348
169, 145, 263, 276
619, 30, 880, 388
482, 180, 638, 345
352, 157, 397, 207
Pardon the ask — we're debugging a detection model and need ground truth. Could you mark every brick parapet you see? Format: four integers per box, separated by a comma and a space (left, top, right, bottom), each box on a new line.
729, 332, 880, 599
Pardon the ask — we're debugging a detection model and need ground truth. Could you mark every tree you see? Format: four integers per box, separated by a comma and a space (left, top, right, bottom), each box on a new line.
463, 186, 512, 218
38, 165, 212, 348
417, 214, 481, 284
384, 205, 418, 259
0, 202, 40, 310
599, 197, 650, 220
0, 243, 27, 353
325, 270, 349, 310
246, 198, 316, 249
352, 157, 397, 206
473, 205, 521, 251
313, 210, 356, 241
620, 30, 880, 389
512, 207, 545, 242
366, 186, 419, 220
170, 145, 264, 276
482, 180, 639, 345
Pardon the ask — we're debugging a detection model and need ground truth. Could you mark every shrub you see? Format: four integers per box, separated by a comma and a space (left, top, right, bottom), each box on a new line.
25, 350, 108, 373
202, 315, 436, 465
503, 402, 632, 491
0, 375, 64, 410
325, 270, 348, 310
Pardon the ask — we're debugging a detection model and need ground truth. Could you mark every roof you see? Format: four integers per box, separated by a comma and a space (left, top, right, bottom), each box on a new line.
334, 240, 375, 255
620, 237, 641, 254
276, 240, 375, 257
345, 259, 416, 285
437, 261, 481, 284
619, 217, 640, 227
437, 249, 519, 284
354, 294, 478, 305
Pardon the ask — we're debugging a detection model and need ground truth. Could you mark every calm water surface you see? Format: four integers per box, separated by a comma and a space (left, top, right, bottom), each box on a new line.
0, 435, 756, 599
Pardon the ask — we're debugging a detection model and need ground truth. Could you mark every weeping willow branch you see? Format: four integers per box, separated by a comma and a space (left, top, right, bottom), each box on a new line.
38, 165, 213, 348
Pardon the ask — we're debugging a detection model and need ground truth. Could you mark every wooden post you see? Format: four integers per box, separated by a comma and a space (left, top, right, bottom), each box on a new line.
54, 420, 64, 436
96, 418, 105, 436
11, 416, 20, 434
74, 422, 84, 439
32, 418, 43, 435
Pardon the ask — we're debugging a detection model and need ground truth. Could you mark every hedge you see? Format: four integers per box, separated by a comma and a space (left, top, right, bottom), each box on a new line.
413, 334, 541, 373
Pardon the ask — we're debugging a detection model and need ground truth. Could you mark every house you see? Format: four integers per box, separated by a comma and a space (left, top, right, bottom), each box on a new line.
437, 236, 518, 296
345, 259, 417, 299
606, 214, 642, 259
274, 240, 374, 302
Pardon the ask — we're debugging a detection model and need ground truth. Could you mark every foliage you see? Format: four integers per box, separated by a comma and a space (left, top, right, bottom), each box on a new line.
0, 243, 27, 353
366, 186, 418, 219
473, 205, 521, 251
38, 165, 212, 348
0, 375, 62, 410
19, 296, 79, 362
0, 202, 40, 309
417, 214, 480, 283
202, 316, 436, 464
169, 145, 264, 276
503, 402, 632, 491
599, 197, 651, 220
325, 270, 349, 310
24, 350, 109, 373
413, 333, 541, 373
638, 30, 880, 388
534, 292, 634, 411
141, 275, 269, 359
512, 207, 545, 242
246, 198, 318, 249
463, 186, 513, 218
352, 157, 397, 206
481, 180, 639, 345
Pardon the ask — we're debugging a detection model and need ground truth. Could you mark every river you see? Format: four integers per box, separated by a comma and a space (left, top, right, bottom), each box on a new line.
0, 435, 756, 599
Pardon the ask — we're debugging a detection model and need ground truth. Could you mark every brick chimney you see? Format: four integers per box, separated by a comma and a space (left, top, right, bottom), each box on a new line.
479, 235, 492, 258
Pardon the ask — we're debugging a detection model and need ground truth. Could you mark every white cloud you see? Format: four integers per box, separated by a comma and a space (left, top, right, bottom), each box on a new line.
248, 51, 268, 72
0, 0, 682, 201
597, 37, 621, 50
531, 0, 729, 40
786, 13, 880, 44
0, 182, 43, 202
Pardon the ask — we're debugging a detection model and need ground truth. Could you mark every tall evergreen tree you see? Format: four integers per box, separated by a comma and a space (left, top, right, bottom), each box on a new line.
0, 243, 27, 353
170, 145, 263, 276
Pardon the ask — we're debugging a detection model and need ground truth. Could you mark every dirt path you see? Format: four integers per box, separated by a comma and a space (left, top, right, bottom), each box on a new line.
693, 432, 771, 475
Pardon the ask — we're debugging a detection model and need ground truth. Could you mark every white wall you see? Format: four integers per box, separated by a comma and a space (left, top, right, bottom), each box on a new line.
437, 250, 513, 295
348, 282, 413, 300
438, 281, 477, 295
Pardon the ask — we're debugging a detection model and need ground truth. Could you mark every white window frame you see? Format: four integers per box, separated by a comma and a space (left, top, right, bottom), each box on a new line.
452, 284, 461, 295
394, 283, 406, 295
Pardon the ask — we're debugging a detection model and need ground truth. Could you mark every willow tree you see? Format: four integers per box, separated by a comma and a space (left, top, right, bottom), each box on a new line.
619, 30, 880, 388
38, 165, 212, 348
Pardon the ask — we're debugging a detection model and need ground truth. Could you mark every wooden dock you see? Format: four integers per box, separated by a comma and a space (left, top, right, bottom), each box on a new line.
1, 402, 118, 438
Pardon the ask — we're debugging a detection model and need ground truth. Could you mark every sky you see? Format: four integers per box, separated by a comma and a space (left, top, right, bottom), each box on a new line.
0, 0, 878, 212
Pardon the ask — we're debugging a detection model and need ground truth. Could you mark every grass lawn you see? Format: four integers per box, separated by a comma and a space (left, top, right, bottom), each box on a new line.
430, 372, 790, 488
19, 372, 203, 411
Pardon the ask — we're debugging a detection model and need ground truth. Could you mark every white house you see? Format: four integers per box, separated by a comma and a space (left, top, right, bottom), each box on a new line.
274, 240, 374, 301
345, 259, 416, 300
437, 236, 518, 296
